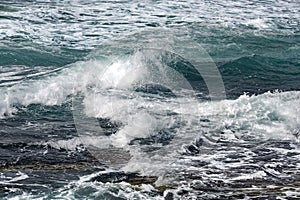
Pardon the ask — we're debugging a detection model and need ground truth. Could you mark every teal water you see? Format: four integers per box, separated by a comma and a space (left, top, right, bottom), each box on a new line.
0, 0, 299, 199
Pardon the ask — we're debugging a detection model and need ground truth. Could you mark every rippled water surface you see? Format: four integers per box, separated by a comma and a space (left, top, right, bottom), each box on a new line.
0, 0, 299, 199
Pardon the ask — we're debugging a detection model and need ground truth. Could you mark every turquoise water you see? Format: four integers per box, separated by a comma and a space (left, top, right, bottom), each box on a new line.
0, 0, 299, 199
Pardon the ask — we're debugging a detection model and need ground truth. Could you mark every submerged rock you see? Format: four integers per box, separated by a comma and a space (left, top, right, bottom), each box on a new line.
0, 142, 106, 173
135, 84, 176, 98
90, 171, 157, 185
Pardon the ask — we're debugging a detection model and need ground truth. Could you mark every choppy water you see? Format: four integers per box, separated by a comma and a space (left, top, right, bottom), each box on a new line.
0, 0, 299, 199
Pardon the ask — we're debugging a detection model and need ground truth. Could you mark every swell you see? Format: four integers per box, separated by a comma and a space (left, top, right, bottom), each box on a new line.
220, 54, 300, 98
0, 65, 66, 87
0, 50, 299, 117
0, 46, 83, 67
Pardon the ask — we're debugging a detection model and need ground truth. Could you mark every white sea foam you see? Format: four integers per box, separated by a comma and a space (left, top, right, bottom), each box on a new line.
232, 170, 267, 180
1, 50, 298, 144
245, 18, 270, 29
